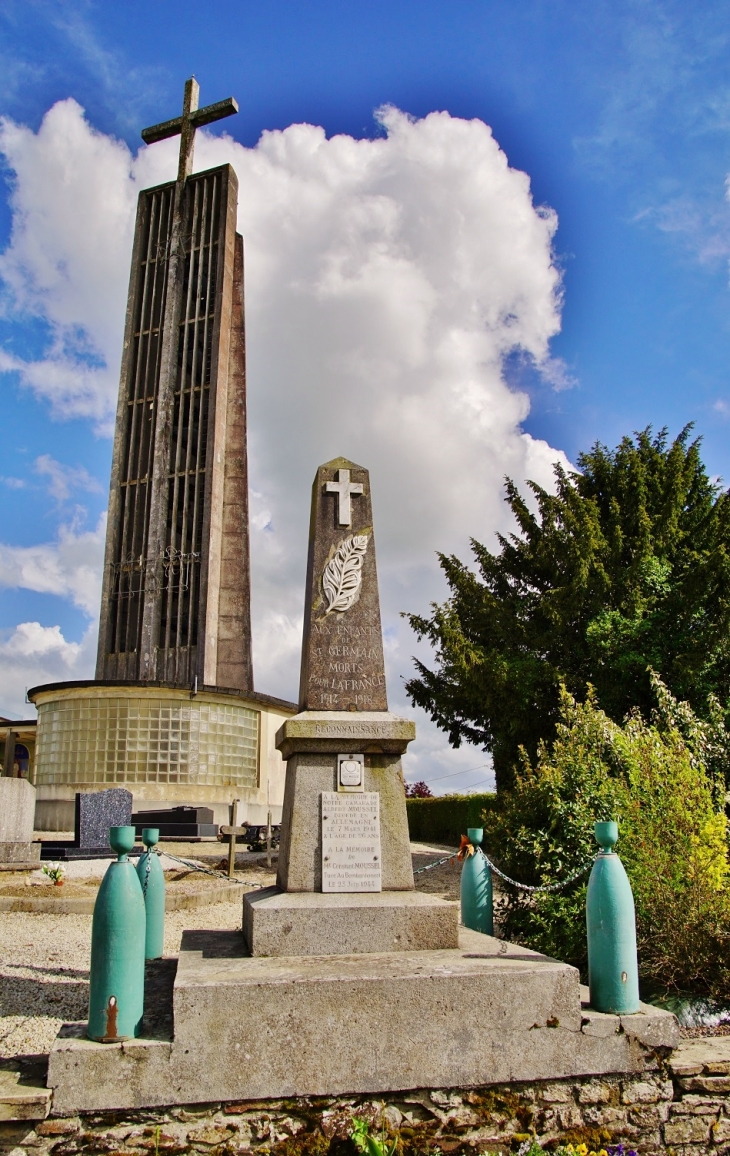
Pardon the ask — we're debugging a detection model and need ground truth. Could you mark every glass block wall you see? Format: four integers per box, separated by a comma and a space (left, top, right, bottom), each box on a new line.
34, 695, 259, 788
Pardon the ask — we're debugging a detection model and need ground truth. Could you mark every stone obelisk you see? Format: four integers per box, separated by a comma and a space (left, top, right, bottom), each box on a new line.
243, 458, 458, 955
95, 78, 253, 692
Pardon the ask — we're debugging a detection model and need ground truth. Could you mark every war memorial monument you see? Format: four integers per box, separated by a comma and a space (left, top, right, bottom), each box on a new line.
0, 78, 676, 1117
46, 423, 676, 1111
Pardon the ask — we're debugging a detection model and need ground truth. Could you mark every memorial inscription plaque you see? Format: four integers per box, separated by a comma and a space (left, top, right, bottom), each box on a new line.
299, 458, 388, 712
321, 791, 381, 893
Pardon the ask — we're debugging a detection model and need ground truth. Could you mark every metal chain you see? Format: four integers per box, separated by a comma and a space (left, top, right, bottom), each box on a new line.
154, 845, 594, 894
413, 853, 455, 875
411, 847, 595, 892
477, 846, 595, 893
143, 850, 151, 898
149, 848, 271, 889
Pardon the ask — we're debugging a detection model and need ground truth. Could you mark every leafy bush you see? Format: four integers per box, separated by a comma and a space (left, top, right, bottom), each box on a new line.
406, 792, 498, 846
484, 675, 730, 1000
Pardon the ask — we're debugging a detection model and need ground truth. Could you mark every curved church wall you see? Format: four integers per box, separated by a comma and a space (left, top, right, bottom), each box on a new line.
29, 683, 296, 832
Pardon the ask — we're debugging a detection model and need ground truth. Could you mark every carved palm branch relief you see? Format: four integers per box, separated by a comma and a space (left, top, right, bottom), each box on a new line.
322, 534, 369, 614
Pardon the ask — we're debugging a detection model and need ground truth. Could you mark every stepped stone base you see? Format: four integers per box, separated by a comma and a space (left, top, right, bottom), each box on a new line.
0, 842, 40, 863
243, 887, 459, 956
47, 928, 678, 1114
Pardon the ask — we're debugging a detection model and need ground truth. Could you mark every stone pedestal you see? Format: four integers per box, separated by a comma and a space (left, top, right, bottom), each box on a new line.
46, 927, 680, 1114
0, 778, 39, 862
244, 888, 458, 956
276, 712, 416, 892
243, 711, 459, 955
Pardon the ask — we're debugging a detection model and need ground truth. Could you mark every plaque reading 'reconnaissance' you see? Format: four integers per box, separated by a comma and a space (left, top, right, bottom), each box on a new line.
321, 791, 381, 893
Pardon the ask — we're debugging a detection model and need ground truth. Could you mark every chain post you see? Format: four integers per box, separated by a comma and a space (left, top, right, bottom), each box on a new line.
136, 828, 165, 960
460, 828, 494, 935
88, 826, 145, 1042
586, 820, 640, 1014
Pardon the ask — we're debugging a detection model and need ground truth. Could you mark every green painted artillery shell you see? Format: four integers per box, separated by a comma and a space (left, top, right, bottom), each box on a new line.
586, 850, 640, 1014
460, 828, 494, 935
136, 848, 165, 960
88, 851, 146, 1041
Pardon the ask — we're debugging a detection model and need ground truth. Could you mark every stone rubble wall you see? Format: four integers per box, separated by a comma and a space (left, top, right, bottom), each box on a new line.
2, 1041, 730, 1156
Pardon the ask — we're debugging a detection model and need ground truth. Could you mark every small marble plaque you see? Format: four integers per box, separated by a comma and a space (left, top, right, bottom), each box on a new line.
321, 791, 381, 893
338, 752, 364, 792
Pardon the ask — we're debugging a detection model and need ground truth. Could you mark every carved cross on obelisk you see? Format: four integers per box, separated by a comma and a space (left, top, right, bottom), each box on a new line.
325, 468, 364, 526
141, 76, 238, 183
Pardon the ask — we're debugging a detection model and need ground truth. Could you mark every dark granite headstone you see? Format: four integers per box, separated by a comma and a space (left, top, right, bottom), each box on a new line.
132, 806, 218, 839
299, 456, 388, 711
76, 789, 133, 849
40, 788, 134, 860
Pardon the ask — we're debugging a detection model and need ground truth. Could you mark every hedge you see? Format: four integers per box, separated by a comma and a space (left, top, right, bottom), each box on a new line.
406, 793, 498, 847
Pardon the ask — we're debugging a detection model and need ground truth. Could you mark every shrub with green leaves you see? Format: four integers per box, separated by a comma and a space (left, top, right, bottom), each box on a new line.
485, 675, 730, 999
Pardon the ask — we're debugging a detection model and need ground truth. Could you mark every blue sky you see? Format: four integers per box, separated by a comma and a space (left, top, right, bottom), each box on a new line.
1, 0, 730, 792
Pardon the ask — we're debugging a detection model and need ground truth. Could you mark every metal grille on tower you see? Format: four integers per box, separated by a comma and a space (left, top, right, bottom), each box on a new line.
96, 80, 253, 692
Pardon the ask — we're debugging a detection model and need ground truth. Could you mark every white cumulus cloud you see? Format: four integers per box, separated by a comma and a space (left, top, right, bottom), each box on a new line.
0, 621, 98, 719
0, 100, 571, 785
0, 514, 106, 617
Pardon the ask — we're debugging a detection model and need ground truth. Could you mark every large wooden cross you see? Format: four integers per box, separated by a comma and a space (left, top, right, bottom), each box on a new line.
141, 77, 238, 183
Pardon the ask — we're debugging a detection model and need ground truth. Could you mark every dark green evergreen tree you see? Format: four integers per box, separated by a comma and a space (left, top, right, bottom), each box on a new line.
405, 427, 730, 790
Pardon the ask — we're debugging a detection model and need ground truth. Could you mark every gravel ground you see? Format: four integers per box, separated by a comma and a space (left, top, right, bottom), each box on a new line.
0, 857, 278, 1060
0, 846, 457, 1060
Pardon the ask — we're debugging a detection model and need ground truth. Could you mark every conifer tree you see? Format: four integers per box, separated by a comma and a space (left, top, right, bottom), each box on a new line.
405, 427, 730, 789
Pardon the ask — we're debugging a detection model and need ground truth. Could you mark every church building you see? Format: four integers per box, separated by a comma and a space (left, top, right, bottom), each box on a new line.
21, 81, 297, 831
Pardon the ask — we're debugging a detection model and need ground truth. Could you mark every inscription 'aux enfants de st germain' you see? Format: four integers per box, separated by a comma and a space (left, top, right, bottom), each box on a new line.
299, 460, 389, 712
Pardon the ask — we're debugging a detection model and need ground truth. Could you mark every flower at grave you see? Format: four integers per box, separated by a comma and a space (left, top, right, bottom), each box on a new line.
42, 862, 65, 884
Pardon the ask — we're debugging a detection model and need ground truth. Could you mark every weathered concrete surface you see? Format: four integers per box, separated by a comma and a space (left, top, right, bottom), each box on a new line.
0, 842, 39, 863
48, 1028, 172, 1115
276, 748, 414, 892
0, 879, 239, 915
276, 711, 416, 759
0, 1059, 51, 1121
243, 887, 459, 955
0, 778, 35, 844
669, 1035, 730, 1077
47, 928, 678, 1113
578, 985, 679, 1050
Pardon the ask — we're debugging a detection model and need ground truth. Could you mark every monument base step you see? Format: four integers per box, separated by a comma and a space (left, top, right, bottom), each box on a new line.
243, 887, 459, 955
0, 1057, 51, 1121
0, 841, 40, 863
46, 928, 679, 1114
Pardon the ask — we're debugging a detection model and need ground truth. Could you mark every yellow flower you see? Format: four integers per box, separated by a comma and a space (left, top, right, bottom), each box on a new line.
576, 1144, 588, 1155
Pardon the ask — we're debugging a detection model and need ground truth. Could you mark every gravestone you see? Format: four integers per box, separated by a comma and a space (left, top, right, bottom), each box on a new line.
41, 789, 133, 860
0, 778, 40, 863
243, 456, 458, 955
132, 805, 218, 840
77, 789, 132, 849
